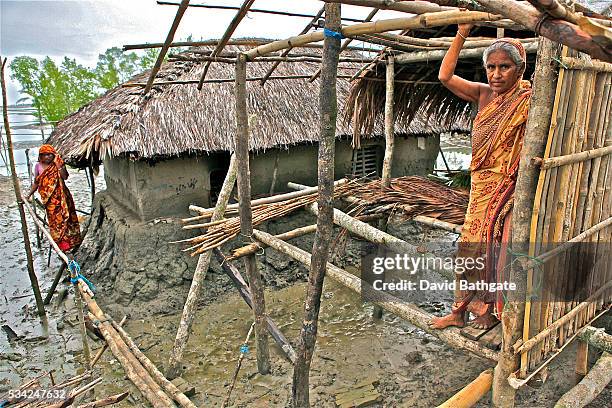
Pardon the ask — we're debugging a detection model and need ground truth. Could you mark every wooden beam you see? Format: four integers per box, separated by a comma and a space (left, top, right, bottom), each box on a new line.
144, 0, 190, 94
197, 0, 255, 89
252, 229, 500, 361
395, 41, 538, 64
245, 10, 505, 59
533, 145, 612, 169
554, 352, 612, 408
577, 326, 612, 353
475, 0, 612, 62
234, 52, 270, 374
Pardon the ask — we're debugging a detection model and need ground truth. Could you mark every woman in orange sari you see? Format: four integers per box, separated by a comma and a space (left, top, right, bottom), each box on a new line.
430, 25, 531, 329
26, 144, 82, 252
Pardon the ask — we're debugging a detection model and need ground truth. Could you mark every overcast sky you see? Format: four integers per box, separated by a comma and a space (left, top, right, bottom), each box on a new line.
0, 0, 404, 103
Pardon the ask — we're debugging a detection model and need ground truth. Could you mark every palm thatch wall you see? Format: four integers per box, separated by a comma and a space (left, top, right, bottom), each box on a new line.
48, 44, 469, 168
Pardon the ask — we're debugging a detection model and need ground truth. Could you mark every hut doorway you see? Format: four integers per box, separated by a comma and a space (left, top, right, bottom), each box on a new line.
351, 143, 382, 178
209, 153, 232, 206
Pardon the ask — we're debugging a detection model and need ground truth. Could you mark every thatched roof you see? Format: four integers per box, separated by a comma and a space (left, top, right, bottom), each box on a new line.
346, 25, 536, 137
48, 44, 469, 167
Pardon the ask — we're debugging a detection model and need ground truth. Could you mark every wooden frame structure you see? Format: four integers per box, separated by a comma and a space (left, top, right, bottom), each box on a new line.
10, 1, 611, 407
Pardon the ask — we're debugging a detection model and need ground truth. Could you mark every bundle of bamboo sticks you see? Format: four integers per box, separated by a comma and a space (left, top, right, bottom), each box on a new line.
1, 371, 128, 408
179, 181, 359, 255
182, 176, 469, 255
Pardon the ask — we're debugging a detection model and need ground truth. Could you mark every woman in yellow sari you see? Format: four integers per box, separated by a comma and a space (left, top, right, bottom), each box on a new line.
430, 25, 531, 329
26, 144, 82, 252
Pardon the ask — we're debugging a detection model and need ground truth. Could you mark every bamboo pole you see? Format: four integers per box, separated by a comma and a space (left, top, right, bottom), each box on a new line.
144, 0, 190, 94
554, 352, 612, 408
124, 38, 369, 51
324, 0, 456, 14
561, 57, 612, 73
261, 6, 325, 85
395, 41, 538, 64
436, 369, 493, 408
245, 10, 504, 59
112, 320, 196, 408
292, 5, 341, 405
492, 38, 559, 406
171, 54, 376, 64
43, 261, 67, 305
381, 54, 394, 185
235, 52, 270, 374
252, 229, 499, 361
166, 154, 238, 379
533, 145, 612, 169
0, 57, 45, 318
309, 8, 380, 82
187, 179, 348, 220
475, 0, 612, 62
221, 322, 255, 408
197, 0, 255, 89
124, 74, 355, 87
91, 315, 126, 367
74, 391, 129, 408
575, 340, 588, 381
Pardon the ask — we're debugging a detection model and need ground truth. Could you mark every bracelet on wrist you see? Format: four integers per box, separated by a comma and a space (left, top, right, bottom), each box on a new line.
457, 31, 467, 40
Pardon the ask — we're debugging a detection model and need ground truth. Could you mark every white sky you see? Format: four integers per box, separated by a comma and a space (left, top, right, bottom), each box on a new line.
0, 0, 406, 102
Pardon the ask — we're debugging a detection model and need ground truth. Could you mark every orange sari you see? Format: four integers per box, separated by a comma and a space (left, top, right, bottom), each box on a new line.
36, 148, 82, 251
454, 78, 531, 317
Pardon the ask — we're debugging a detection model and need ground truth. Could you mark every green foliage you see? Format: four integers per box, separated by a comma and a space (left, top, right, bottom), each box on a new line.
9, 39, 195, 123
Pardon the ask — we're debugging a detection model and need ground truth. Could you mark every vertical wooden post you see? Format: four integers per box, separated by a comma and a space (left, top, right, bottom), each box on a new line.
167, 154, 238, 379
373, 54, 395, 320
575, 341, 589, 382
291, 3, 341, 407
0, 57, 46, 318
88, 166, 96, 210
235, 53, 271, 375
491, 39, 559, 407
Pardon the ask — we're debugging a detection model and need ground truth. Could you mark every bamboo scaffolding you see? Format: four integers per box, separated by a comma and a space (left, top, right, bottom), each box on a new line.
166, 154, 237, 379
234, 52, 270, 374
245, 10, 504, 59
197, 0, 255, 89
252, 229, 499, 361
0, 58, 45, 318
144, 0, 190, 94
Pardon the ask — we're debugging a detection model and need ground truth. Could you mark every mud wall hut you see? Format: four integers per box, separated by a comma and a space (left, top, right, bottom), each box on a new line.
46, 44, 468, 310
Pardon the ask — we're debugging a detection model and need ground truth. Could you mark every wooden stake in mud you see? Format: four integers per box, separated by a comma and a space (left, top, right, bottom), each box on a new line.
235, 53, 271, 374
0, 57, 46, 318
491, 38, 559, 407
292, 4, 342, 407
166, 154, 238, 379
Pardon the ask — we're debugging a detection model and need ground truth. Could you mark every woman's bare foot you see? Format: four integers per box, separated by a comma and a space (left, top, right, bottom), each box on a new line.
469, 312, 499, 329
429, 312, 465, 329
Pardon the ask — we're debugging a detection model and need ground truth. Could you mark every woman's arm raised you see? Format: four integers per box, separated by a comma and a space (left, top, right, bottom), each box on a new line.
438, 24, 487, 103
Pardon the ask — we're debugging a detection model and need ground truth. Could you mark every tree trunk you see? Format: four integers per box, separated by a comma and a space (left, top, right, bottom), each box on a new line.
235, 53, 270, 374
292, 4, 341, 407
492, 38, 560, 407
166, 155, 237, 379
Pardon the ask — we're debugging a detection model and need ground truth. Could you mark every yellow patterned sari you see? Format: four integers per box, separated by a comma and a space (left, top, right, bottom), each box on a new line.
454, 78, 531, 317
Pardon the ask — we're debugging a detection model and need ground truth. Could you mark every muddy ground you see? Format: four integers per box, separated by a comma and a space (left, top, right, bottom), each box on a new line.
1, 171, 611, 407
